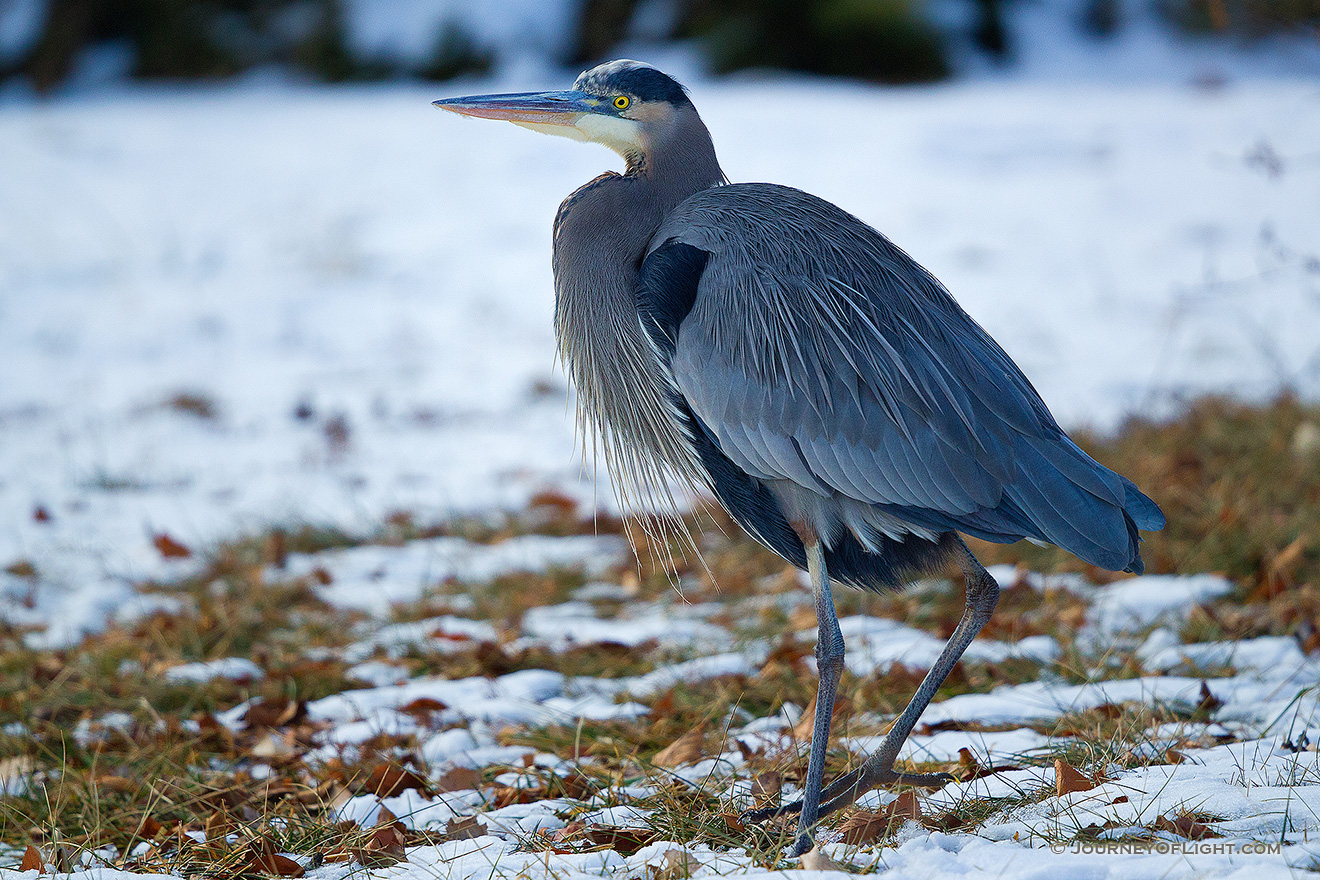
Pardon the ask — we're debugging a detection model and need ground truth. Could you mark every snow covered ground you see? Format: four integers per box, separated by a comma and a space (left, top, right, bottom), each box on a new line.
1, 67, 1318, 878
4, 560, 1320, 878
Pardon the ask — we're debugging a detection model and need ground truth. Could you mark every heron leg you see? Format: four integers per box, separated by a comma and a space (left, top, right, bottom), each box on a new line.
745, 536, 1000, 826
784, 538, 845, 856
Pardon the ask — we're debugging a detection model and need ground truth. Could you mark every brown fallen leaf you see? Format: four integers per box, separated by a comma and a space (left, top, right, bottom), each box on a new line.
445, 816, 488, 840
529, 489, 579, 514
799, 844, 846, 871
205, 808, 237, 843
1154, 813, 1220, 840
245, 837, 306, 877
954, 747, 1021, 782
1196, 681, 1224, 716
435, 766, 482, 792
20, 844, 43, 872
653, 727, 707, 768
264, 529, 288, 568
1054, 759, 1097, 796
491, 783, 547, 809
956, 747, 982, 781
1165, 748, 1188, 765
584, 825, 658, 856
4, 559, 36, 579
137, 816, 163, 839
242, 696, 305, 730
655, 848, 703, 880
365, 765, 434, 798
840, 791, 923, 845
398, 697, 449, 721
751, 770, 782, 804
152, 532, 192, 559
354, 821, 408, 868
791, 694, 848, 742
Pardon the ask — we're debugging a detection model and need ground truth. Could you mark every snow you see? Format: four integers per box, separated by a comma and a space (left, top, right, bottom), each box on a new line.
281, 533, 627, 613
162, 656, 263, 683
819, 615, 1061, 676
517, 600, 731, 651
1087, 574, 1236, 640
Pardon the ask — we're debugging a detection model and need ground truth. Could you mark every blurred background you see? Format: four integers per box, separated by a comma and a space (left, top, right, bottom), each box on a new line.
0, 0, 1317, 92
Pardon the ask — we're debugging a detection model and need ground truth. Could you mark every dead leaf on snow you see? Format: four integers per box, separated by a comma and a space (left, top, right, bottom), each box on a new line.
584, 824, 658, 855
653, 847, 703, 880
152, 532, 192, 559
398, 696, 449, 722
245, 837, 305, 877
1154, 813, 1220, 840
20, 845, 43, 872
955, 747, 1021, 782
205, 808, 237, 843
1054, 759, 1097, 796
840, 791, 923, 844
445, 816, 488, 840
751, 770, 782, 804
1196, 681, 1224, 715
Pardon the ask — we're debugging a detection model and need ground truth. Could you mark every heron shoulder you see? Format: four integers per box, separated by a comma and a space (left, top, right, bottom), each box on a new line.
651, 183, 861, 252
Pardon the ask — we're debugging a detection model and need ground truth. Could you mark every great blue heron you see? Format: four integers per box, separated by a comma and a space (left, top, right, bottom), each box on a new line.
435, 60, 1164, 855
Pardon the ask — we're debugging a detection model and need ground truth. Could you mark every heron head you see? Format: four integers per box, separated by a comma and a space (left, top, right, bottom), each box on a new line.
433, 60, 694, 166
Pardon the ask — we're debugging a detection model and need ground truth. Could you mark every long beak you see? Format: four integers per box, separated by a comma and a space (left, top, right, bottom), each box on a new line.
432, 90, 598, 128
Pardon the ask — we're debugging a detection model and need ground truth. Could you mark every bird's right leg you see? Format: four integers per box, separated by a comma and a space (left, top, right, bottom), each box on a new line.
788, 538, 845, 856
739, 536, 844, 855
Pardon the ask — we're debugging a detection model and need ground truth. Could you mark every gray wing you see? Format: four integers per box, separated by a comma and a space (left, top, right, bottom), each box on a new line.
645, 183, 1163, 571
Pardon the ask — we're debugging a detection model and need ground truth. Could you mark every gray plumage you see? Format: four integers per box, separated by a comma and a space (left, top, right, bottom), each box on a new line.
434, 59, 1164, 855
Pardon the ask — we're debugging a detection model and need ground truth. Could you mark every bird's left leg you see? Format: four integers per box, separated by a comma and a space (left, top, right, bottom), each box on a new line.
788, 537, 845, 856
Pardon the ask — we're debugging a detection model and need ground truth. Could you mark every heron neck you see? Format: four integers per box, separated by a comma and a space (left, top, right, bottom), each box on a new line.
551, 120, 722, 507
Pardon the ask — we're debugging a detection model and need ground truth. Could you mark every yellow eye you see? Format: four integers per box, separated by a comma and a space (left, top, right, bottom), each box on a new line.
613, 95, 630, 110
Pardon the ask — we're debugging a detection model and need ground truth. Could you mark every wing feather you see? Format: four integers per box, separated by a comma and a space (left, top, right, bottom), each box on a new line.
644, 183, 1162, 571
